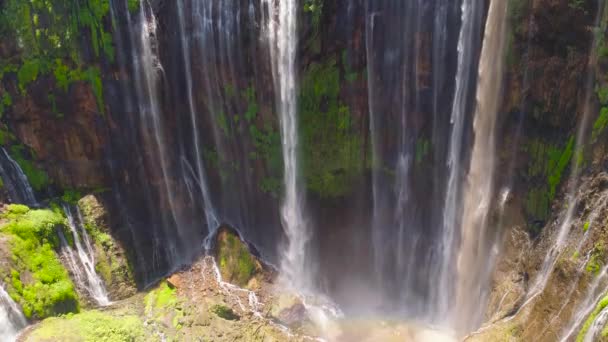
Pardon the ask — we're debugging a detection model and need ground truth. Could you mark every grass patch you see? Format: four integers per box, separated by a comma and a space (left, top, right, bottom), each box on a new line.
29, 310, 145, 342
145, 281, 177, 314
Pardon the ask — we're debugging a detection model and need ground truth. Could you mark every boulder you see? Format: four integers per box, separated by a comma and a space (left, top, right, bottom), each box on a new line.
213, 226, 266, 288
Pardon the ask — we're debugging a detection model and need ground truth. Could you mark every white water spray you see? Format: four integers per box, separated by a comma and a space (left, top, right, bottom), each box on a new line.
0, 148, 37, 207
263, 0, 311, 290
0, 285, 26, 342
62, 205, 110, 306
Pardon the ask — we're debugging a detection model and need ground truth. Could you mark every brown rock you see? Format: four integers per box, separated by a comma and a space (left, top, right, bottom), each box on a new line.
167, 274, 182, 289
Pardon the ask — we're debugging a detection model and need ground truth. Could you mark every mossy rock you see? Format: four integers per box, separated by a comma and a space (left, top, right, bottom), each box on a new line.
0, 204, 79, 320
213, 226, 264, 288
78, 194, 136, 300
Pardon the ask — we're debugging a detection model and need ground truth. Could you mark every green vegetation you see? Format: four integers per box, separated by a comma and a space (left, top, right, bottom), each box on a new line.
584, 221, 591, 232
524, 137, 575, 220
239, 83, 283, 197
249, 123, 283, 197
61, 189, 82, 204
29, 310, 145, 342
0, 92, 12, 118
217, 230, 257, 287
586, 242, 605, 275
243, 86, 259, 122
577, 295, 608, 341
299, 57, 363, 198
145, 281, 178, 314
211, 304, 239, 321
304, 0, 323, 32
9, 145, 49, 191
78, 195, 136, 294
568, 0, 585, 11
0, 0, 110, 114
592, 107, 608, 142
1, 204, 79, 319
506, 0, 530, 67
415, 137, 430, 165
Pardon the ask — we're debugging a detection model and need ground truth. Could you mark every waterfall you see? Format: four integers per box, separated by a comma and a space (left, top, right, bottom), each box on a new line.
436, 0, 483, 319
454, 0, 509, 333
0, 285, 26, 342
132, 0, 185, 263
176, 0, 219, 248
582, 306, 608, 342
61, 205, 110, 306
0, 148, 37, 207
263, 0, 310, 290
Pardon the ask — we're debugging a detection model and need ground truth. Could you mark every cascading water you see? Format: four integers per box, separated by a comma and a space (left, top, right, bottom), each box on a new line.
62, 205, 110, 306
436, 0, 484, 319
263, 0, 311, 290
582, 306, 608, 342
0, 148, 37, 207
0, 285, 26, 342
133, 0, 185, 264
560, 265, 608, 341
364, 0, 488, 325
454, 0, 509, 333
176, 0, 218, 248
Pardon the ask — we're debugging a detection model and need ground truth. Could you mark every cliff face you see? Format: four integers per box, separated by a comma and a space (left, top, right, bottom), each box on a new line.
1, 0, 608, 329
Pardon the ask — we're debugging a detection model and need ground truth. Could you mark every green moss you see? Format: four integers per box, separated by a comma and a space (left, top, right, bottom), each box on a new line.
304, 0, 323, 33
128, 0, 140, 12
145, 281, 177, 314
1, 205, 79, 319
217, 232, 257, 287
0, 92, 12, 118
61, 189, 82, 205
78, 195, 136, 292
29, 310, 145, 342
243, 86, 258, 122
17, 59, 41, 93
578, 295, 608, 341
9, 145, 49, 191
249, 123, 283, 197
592, 107, 608, 142
586, 242, 605, 275
596, 86, 608, 105
299, 57, 363, 198
211, 304, 239, 321
584, 221, 591, 232
217, 112, 229, 136
524, 137, 575, 220
415, 137, 430, 165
